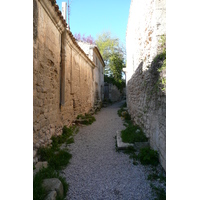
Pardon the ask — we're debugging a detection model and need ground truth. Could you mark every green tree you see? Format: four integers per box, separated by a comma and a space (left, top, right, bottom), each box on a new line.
95, 31, 126, 81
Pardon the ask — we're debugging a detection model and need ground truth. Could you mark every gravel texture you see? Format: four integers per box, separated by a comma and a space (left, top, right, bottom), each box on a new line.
62, 101, 161, 200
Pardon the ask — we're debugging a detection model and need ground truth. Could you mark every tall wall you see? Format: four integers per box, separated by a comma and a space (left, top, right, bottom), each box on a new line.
93, 47, 104, 101
104, 83, 123, 102
126, 0, 166, 170
77, 41, 105, 101
60, 30, 95, 120
33, 0, 95, 149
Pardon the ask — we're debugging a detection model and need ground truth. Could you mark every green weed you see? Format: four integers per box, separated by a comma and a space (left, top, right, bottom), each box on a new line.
76, 113, 96, 125
49, 125, 75, 150
48, 150, 72, 170
66, 137, 74, 144
123, 146, 139, 165
121, 124, 148, 143
138, 147, 159, 166
151, 184, 166, 200
34, 125, 77, 200
148, 173, 166, 183
33, 167, 68, 200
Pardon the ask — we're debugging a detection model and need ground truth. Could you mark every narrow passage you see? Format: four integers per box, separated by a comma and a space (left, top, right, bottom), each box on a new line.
63, 101, 153, 200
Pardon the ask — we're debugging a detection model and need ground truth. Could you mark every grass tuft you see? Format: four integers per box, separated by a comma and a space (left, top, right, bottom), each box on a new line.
121, 124, 148, 143
138, 147, 159, 166
76, 113, 96, 125
148, 172, 166, 183
151, 184, 166, 200
33, 167, 69, 200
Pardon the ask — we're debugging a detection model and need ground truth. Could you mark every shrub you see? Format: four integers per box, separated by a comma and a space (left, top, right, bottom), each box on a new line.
50, 126, 74, 150
48, 150, 72, 170
138, 147, 159, 166
121, 124, 148, 143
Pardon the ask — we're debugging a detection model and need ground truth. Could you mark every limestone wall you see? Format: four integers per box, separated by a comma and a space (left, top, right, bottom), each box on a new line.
126, 0, 166, 170
77, 41, 105, 101
60, 30, 95, 120
93, 48, 104, 101
104, 83, 123, 102
33, 0, 96, 149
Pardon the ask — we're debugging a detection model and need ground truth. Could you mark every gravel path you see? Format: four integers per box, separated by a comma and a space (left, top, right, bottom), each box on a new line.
63, 101, 154, 200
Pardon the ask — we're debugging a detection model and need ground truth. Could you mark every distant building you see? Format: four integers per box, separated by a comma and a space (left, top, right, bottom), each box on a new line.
77, 41, 105, 102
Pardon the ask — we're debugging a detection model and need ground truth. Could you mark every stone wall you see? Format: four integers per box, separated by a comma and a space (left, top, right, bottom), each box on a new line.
104, 83, 124, 102
60, 30, 95, 120
126, 0, 166, 170
77, 41, 105, 102
33, 0, 96, 149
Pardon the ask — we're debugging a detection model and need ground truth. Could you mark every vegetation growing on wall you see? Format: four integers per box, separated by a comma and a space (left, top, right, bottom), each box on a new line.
155, 35, 166, 92
145, 34, 166, 103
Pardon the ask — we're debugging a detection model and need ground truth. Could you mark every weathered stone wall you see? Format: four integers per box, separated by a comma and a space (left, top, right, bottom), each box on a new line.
33, 0, 96, 149
33, 0, 65, 148
104, 83, 123, 102
77, 41, 105, 102
126, 0, 166, 170
93, 48, 104, 101
60, 30, 95, 121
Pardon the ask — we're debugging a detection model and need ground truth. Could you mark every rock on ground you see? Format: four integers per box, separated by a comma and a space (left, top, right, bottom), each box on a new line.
42, 178, 63, 199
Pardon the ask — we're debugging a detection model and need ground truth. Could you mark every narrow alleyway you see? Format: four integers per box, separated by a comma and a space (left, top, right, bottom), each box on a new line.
63, 101, 154, 200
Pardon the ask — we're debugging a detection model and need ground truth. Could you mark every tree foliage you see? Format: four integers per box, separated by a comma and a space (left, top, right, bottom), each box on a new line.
95, 31, 126, 85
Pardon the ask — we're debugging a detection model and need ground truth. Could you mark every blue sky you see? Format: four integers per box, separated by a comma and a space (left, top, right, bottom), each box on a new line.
56, 0, 131, 46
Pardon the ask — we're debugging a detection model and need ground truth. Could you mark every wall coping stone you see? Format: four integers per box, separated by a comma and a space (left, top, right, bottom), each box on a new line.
39, 0, 67, 33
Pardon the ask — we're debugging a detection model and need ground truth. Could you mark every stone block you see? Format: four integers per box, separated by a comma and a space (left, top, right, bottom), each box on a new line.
33, 161, 48, 176
134, 142, 149, 150
42, 178, 63, 198
35, 161, 48, 169
33, 150, 37, 158
45, 191, 57, 200
116, 130, 134, 150
33, 157, 38, 165
35, 143, 40, 149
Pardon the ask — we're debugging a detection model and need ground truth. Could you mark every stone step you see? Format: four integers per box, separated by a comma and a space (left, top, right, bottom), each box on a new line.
116, 130, 149, 150
116, 130, 134, 150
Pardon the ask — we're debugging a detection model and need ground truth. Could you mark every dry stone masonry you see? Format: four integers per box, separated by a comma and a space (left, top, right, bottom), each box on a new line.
125, 0, 166, 170
33, 0, 105, 152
